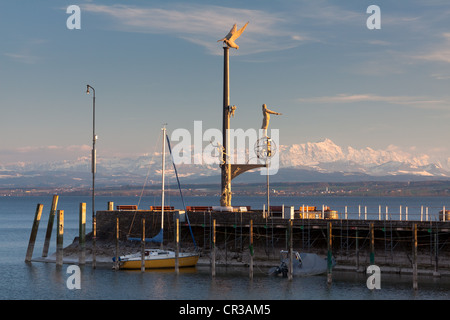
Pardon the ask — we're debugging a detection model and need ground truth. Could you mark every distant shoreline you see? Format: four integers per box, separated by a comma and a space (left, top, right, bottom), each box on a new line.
1, 180, 449, 197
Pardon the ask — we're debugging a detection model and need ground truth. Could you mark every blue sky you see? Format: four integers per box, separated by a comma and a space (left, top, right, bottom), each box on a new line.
0, 0, 449, 165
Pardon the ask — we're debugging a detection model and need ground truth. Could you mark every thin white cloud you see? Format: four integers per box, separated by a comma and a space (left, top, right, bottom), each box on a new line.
0, 145, 91, 165
82, 3, 308, 55
3, 52, 39, 64
298, 93, 447, 109
414, 33, 450, 64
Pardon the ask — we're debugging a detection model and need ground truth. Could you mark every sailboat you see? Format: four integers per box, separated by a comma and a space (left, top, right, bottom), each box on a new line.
114, 126, 199, 270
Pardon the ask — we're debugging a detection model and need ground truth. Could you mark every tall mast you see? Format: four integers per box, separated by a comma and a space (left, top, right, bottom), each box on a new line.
161, 125, 166, 248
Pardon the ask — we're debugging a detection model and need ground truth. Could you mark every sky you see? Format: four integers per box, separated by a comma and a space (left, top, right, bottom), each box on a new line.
0, 0, 449, 166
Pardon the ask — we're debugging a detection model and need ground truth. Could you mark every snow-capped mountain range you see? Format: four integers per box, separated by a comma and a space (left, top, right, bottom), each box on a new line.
279, 139, 449, 178
0, 139, 449, 188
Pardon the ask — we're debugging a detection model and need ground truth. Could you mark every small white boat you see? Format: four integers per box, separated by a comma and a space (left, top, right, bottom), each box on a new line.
114, 248, 199, 270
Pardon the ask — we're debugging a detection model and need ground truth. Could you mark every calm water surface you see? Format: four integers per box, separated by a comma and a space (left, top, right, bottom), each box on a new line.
1, 195, 450, 300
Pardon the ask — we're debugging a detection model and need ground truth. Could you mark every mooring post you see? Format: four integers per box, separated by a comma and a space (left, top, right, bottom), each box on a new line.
370, 223, 375, 265
365, 206, 367, 220
56, 210, 64, 267
176, 218, 180, 274
92, 216, 97, 269
141, 218, 145, 272
327, 221, 332, 285
212, 219, 216, 277
79, 203, 86, 265
42, 195, 59, 257
413, 223, 418, 290
114, 216, 119, 270
400, 205, 402, 221
355, 228, 360, 271
25, 203, 44, 262
249, 219, 254, 280
108, 201, 114, 211
434, 224, 439, 276
358, 205, 361, 220
288, 219, 293, 281
406, 206, 408, 221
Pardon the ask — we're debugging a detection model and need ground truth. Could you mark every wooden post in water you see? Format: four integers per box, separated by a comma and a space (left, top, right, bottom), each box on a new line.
141, 218, 145, 272
249, 219, 254, 280
42, 195, 59, 257
92, 216, 97, 269
212, 219, 216, 277
355, 228, 360, 271
56, 210, 64, 267
327, 221, 332, 284
79, 203, 86, 265
114, 216, 119, 270
175, 218, 180, 274
412, 223, 418, 290
288, 219, 293, 281
108, 201, 114, 211
370, 223, 375, 265
25, 204, 44, 262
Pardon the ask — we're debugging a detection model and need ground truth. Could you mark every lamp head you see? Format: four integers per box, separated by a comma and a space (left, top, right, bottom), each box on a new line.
86, 85, 90, 95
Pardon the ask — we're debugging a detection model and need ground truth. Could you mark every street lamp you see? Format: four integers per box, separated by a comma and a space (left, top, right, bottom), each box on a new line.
86, 84, 97, 268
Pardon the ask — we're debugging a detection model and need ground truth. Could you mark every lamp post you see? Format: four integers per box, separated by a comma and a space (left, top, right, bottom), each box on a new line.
86, 84, 97, 268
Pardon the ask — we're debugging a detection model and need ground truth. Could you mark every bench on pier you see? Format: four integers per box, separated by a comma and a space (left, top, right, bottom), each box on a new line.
299, 206, 317, 212
150, 206, 175, 211
116, 205, 138, 211
186, 206, 212, 212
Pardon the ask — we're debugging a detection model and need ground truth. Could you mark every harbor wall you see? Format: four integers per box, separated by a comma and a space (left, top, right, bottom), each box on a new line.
93, 209, 450, 274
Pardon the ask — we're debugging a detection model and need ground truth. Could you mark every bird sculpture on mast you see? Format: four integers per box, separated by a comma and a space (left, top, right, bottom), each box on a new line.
218, 22, 249, 49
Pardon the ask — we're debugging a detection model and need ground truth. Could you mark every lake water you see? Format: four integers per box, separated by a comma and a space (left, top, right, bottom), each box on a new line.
1, 195, 450, 305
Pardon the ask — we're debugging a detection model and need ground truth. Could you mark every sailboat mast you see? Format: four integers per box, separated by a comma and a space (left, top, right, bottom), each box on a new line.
161, 126, 166, 247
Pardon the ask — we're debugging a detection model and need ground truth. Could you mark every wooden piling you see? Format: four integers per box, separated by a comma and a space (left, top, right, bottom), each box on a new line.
249, 219, 253, 280
370, 223, 375, 265
108, 201, 114, 211
114, 216, 119, 270
327, 222, 332, 284
412, 223, 418, 290
79, 203, 86, 265
92, 216, 97, 269
212, 219, 216, 277
141, 218, 145, 272
25, 203, 44, 262
42, 195, 59, 257
175, 218, 180, 274
56, 210, 64, 267
355, 228, 360, 270
288, 219, 293, 280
